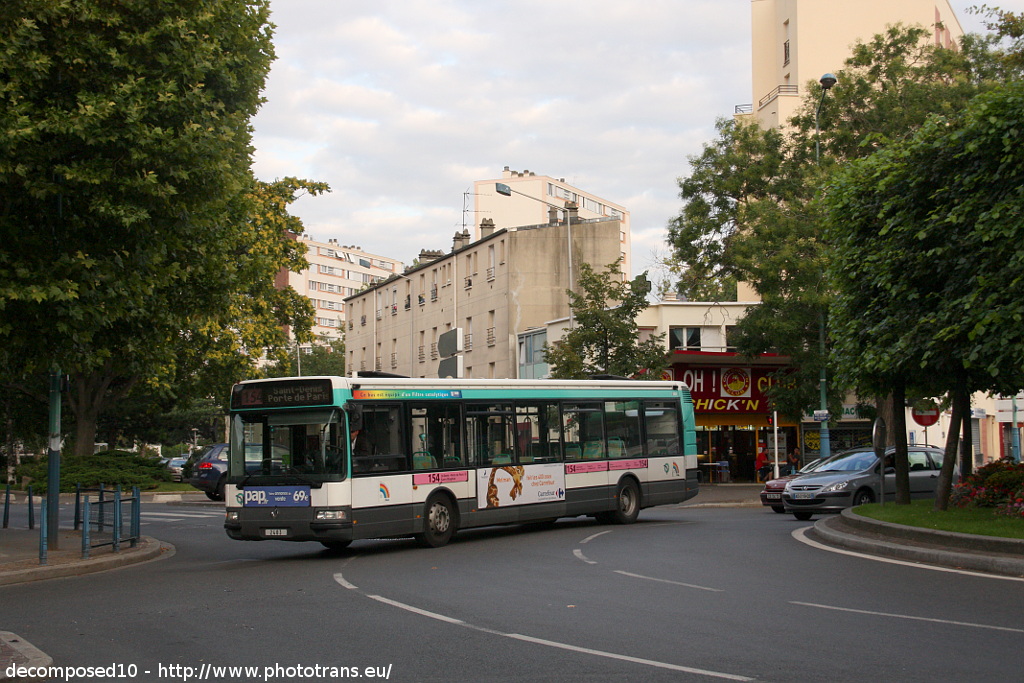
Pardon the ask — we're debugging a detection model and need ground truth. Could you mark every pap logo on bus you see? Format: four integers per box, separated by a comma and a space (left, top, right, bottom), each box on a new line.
721, 368, 751, 398
244, 489, 269, 506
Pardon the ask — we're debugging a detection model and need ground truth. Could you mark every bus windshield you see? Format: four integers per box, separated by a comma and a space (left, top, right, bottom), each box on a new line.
228, 409, 347, 483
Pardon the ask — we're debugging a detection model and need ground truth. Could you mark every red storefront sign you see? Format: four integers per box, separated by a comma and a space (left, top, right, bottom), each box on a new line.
673, 366, 776, 413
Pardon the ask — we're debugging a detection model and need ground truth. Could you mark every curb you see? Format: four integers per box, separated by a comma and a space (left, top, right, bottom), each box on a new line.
0, 631, 52, 683
0, 536, 172, 587
812, 511, 1024, 578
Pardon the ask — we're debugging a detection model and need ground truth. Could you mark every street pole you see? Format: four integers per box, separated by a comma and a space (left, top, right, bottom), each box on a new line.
46, 368, 61, 549
1012, 396, 1021, 462
815, 73, 836, 460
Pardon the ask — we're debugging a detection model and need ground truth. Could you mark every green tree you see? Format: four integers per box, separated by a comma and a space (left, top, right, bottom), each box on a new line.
667, 24, 1005, 424
826, 79, 1024, 507
263, 337, 347, 379
544, 261, 668, 379
0, 2, 321, 456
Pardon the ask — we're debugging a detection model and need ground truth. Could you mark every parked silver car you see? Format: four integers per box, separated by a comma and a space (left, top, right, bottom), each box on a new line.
165, 457, 188, 482
783, 446, 948, 520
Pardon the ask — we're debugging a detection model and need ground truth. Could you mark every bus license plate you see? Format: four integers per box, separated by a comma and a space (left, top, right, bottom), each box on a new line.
264, 528, 288, 537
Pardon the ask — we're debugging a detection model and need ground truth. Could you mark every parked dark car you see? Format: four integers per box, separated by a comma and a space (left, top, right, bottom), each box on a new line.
783, 445, 948, 520
189, 443, 290, 501
188, 443, 230, 500
759, 458, 823, 513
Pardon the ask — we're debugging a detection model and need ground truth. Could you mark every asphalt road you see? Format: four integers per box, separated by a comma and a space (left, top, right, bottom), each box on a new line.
1, 502, 1021, 682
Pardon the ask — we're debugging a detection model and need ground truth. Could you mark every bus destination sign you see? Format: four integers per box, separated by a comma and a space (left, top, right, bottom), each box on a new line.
232, 379, 334, 409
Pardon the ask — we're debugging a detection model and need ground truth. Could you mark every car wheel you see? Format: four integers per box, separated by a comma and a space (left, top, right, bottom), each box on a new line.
793, 511, 814, 521
853, 489, 875, 506
771, 505, 785, 514
415, 495, 457, 548
320, 540, 352, 551
213, 476, 226, 502
204, 491, 220, 501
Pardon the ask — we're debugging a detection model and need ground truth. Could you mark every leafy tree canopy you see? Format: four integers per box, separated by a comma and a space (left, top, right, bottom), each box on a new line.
0, 1, 323, 455
544, 261, 668, 380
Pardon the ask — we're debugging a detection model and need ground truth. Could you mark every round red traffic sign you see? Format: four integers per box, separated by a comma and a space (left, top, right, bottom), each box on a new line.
911, 404, 940, 427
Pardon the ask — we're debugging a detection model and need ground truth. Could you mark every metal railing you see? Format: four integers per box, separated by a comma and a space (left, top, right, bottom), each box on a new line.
758, 84, 799, 109
79, 485, 141, 559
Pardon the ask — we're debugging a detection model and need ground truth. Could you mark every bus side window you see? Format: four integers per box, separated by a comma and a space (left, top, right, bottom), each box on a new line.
643, 401, 681, 456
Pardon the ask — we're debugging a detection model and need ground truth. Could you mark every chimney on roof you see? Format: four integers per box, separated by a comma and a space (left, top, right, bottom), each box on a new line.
452, 230, 469, 251
418, 249, 444, 263
548, 206, 560, 224
480, 218, 496, 237
565, 201, 579, 222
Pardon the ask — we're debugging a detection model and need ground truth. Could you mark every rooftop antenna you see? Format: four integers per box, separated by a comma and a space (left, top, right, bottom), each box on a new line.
462, 188, 487, 233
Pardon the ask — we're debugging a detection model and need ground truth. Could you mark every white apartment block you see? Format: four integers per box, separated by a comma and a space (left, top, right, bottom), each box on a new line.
747, 0, 963, 129
473, 167, 632, 276
281, 236, 403, 344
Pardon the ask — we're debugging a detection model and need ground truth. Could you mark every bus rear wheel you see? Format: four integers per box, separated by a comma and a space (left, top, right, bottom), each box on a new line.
599, 480, 640, 525
416, 495, 456, 548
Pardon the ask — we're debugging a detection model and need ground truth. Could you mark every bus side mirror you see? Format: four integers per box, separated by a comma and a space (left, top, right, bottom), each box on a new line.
344, 402, 363, 432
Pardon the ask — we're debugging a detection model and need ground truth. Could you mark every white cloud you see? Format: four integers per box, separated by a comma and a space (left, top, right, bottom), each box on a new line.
252, 0, 1024, 276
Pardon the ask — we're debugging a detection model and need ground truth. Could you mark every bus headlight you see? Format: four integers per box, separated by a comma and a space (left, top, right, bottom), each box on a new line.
315, 510, 347, 521
225, 511, 239, 522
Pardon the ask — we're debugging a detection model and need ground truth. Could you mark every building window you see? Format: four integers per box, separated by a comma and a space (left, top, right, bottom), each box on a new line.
669, 327, 701, 351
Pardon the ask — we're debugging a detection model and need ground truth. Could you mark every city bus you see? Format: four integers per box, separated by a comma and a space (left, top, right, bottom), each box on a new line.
223, 374, 698, 548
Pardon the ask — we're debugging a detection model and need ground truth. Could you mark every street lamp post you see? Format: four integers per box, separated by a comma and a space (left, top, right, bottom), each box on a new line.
815, 72, 836, 460
495, 182, 575, 329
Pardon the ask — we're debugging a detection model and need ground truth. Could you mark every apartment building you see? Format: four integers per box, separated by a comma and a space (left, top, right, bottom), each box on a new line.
344, 213, 624, 379
278, 235, 402, 344
473, 167, 632, 276
747, 0, 963, 129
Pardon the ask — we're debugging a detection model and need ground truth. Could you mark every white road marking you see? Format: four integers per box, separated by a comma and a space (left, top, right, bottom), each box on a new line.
573, 548, 597, 565
333, 572, 754, 681
614, 570, 724, 592
142, 511, 222, 518
580, 530, 613, 544
792, 527, 1024, 583
791, 601, 1024, 634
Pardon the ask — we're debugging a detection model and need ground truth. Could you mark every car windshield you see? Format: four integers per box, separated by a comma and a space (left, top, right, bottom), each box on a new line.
813, 451, 878, 472
797, 458, 823, 474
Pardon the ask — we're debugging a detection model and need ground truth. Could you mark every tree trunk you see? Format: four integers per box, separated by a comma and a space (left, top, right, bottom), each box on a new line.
892, 380, 910, 505
66, 368, 137, 457
960, 389, 973, 481
934, 371, 968, 511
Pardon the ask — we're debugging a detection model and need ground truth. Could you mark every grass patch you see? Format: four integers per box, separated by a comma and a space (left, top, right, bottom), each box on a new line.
854, 499, 1024, 540
146, 482, 200, 493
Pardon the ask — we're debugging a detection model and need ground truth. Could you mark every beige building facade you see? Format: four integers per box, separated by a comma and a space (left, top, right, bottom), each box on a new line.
344, 214, 624, 379
278, 236, 403, 344
748, 0, 963, 129
473, 167, 632, 276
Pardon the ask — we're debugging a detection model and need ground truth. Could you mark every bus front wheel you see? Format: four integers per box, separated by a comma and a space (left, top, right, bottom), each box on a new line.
416, 495, 456, 548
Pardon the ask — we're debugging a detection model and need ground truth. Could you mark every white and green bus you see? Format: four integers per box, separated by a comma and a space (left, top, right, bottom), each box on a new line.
224, 375, 698, 549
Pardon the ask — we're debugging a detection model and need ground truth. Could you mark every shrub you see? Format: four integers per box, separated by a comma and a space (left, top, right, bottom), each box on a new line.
15, 450, 170, 493
997, 485, 1024, 519
951, 459, 1024, 510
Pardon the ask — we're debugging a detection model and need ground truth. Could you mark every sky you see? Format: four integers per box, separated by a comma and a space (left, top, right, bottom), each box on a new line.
250, 1, 1022, 280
